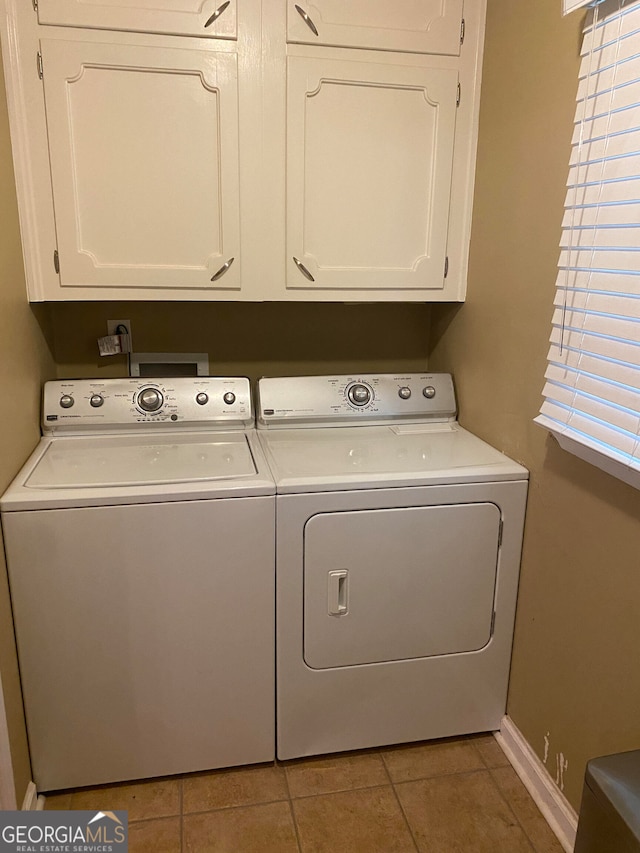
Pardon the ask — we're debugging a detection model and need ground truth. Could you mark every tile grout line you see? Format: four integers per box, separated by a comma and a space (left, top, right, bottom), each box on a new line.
486, 765, 538, 853
473, 741, 536, 850
379, 749, 391, 778
127, 812, 181, 826
293, 782, 396, 800
471, 738, 537, 848
389, 784, 421, 853
380, 752, 420, 853
383, 764, 489, 787
473, 739, 513, 774
181, 794, 291, 818
473, 739, 489, 770
289, 780, 404, 802
281, 762, 304, 852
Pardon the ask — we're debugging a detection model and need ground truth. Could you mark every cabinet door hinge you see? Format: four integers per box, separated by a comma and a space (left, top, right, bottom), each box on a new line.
444, 256, 449, 279
456, 82, 461, 107
53, 249, 60, 274
460, 18, 465, 45
36, 51, 43, 79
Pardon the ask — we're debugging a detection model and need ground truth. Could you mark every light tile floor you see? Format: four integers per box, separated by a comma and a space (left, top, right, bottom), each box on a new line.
44, 734, 565, 852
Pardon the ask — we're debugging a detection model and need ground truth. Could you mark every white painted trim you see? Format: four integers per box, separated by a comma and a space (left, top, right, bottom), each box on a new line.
562, 0, 590, 14
0, 669, 16, 810
496, 716, 578, 853
21, 781, 38, 811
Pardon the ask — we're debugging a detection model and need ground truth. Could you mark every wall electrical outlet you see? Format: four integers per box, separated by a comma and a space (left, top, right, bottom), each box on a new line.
107, 319, 132, 350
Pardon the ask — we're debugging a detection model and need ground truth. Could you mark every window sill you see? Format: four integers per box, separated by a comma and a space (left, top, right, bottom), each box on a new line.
536, 419, 640, 491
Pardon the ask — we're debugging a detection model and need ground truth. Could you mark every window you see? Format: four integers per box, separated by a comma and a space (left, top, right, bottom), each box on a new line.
536, 0, 640, 489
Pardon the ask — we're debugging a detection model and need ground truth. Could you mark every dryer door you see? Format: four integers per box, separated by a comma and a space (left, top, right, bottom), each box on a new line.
303, 502, 501, 669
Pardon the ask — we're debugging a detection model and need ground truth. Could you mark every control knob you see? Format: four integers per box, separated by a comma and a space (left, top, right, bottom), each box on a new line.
223, 392, 236, 405
59, 395, 74, 409
398, 387, 412, 400
137, 387, 164, 412
196, 392, 209, 406
90, 394, 104, 408
348, 383, 371, 407
423, 386, 436, 399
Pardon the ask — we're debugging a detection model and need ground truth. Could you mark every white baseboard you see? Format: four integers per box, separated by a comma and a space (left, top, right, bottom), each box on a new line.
0, 671, 17, 810
494, 717, 578, 853
496, 716, 578, 853
21, 781, 39, 810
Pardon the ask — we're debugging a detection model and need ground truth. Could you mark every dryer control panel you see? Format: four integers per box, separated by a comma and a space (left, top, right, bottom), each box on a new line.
257, 374, 457, 428
42, 377, 253, 434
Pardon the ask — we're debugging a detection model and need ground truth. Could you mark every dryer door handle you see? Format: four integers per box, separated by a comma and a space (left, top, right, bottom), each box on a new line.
328, 570, 349, 616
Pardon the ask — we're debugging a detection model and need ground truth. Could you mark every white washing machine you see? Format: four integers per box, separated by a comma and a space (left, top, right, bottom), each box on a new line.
1, 377, 275, 792
256, 373, 529, 760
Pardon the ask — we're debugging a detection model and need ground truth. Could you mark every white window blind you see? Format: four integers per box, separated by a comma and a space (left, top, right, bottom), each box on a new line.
536, 0, 640, 489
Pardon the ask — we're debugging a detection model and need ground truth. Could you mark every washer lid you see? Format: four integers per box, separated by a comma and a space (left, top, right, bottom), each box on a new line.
259, 423, 528, 492
26, 432, 258, 489
2, 431, 274, 510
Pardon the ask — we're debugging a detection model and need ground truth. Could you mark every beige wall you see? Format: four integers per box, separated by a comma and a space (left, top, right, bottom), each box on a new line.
50, 301, 431, 381
0, 54, 55, 800
430, 0, 640, 810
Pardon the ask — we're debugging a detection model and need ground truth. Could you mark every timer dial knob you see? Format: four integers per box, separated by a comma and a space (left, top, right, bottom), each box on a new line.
348, 383, 371, 407
138, 387, 163, 412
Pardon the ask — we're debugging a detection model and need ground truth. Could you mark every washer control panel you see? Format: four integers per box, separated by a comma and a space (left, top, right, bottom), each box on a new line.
42, 377, 252, 434
257, 374, 456, 428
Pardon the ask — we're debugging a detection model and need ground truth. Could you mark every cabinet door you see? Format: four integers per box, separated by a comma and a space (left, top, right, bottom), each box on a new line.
37, 0, 237, 40
286, 57, 458, 292
41, 39, 241, 291
287, 0, 464, 56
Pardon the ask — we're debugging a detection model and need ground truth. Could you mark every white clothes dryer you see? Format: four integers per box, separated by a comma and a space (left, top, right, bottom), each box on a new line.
1, 377, 275, 791
257, 374, 528, 761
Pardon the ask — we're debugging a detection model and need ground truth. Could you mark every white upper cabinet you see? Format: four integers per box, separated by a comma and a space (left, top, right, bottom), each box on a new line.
41, 38, 241, 292
37, 0, 237, 40
286, 56, 458, 292
0, 0, 485, 301
287, 0, 464, 56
